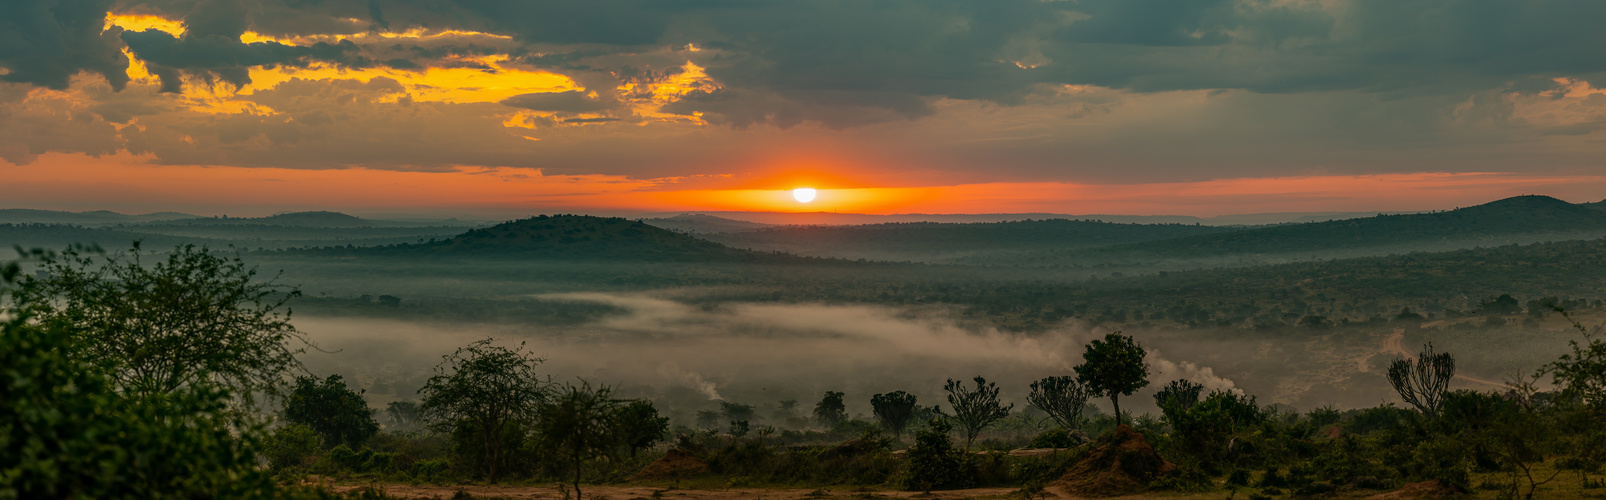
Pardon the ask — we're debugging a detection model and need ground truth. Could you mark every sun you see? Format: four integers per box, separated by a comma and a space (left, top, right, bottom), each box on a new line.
793, 187, 817, 203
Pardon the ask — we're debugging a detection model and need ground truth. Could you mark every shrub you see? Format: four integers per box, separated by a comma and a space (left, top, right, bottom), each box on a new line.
901, 418, 967, 491
265, 423, 324, 471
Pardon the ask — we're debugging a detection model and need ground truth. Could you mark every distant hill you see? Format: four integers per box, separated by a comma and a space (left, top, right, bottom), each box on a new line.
0, 209, 196, 225
1002, 195, 1606, 266
696, 218, 1240, 263
642, 214, 771, 234
353, 215, 785, 262
635, 210, 1393, 226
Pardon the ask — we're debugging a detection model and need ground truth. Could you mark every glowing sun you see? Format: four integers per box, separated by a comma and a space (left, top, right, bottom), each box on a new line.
793, 187, 817, 203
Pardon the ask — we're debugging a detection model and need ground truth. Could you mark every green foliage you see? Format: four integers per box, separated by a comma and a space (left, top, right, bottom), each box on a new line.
1074, 332, 1149, 426
264, 423, 324, 472
870, 391, 918, 438
1028, 375, 1090, 430
17, 243, 305, 403
1547, 309, 1606, 410
902, 418, 966, 491
814, 391, 847, 427
944, 376, 1013, 447
419, 338, 548, 483
1026, 428, 1085, 449
285, 374, 381, 448
539, 381, 621, 498
616, 399, 670, 457
1165, 390, 1266, 468
1153, 379, 1204, 414
0, 305, 279, 498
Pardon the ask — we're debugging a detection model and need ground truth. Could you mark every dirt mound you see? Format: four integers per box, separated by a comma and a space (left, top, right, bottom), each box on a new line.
630, 449, 711, 481
1048, 425, 1175, 498
1365, 480, 1465, 499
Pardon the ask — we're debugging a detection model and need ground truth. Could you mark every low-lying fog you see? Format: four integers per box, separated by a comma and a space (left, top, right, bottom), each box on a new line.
295, 294, 1577, 426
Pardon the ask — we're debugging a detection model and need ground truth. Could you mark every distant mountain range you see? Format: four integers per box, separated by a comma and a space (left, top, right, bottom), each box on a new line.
636, 210, 1414, 228
7, 195, 1605, 266
0, 209, 198, 225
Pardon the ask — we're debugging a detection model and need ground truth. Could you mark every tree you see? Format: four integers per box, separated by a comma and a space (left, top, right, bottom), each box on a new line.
615, 400, 670, 457
1388, 343, 1455, 417
0, 262, 280, 498
719, 401, 756, 422
1546, 308, 1606, 410
1028, 375, 1091, 430
538, 382, 620, 499
419, 338, 548, 483
944, 376, 1012, 447
814, 390, 847, 427
1152, 379, 1205, 414
17, 243, 306, 403
283, 374, 380, 448
385, 400, 424, 433
1074, 332, 1150, 427
871, 391, 919, 438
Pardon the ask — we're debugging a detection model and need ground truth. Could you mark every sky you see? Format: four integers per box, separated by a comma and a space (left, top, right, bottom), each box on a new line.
4, 0, 1606, 217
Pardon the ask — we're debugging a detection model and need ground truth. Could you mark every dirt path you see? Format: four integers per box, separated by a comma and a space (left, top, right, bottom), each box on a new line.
1379, 330, 1506, 387
331, 484, 1019, 500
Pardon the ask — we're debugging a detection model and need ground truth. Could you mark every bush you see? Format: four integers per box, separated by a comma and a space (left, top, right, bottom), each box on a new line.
901, 419, 967, 491
1027, 428, 1086, 449
265, 423, 324, 471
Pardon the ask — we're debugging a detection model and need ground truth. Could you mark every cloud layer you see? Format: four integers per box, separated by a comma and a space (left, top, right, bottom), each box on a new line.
4, 0, 1606, 190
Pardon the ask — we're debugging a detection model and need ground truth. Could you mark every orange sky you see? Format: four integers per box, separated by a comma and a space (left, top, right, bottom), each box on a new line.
6, 10, 1606, 219
6, 152, 1603, 217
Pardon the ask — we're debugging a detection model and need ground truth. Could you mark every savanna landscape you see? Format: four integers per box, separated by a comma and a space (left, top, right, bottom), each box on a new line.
8, 1, 1606, 499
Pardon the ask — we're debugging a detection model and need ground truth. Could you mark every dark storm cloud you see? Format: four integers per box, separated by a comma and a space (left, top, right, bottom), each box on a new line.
500, 91, 610, 113
119, 0, 366, 92
0, 0, 129, 90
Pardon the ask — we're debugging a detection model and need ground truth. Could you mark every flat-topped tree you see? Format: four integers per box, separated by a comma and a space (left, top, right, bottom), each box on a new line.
1074, 332, 1149, 427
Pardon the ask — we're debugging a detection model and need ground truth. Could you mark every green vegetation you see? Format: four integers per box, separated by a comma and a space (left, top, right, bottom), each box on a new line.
1075, 332, 1150, 426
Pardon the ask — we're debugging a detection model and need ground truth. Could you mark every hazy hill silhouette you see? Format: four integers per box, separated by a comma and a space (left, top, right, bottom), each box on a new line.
692, 218, 1239, 262
1060, 195, 1606, 260
362, 215, 785, 261
0, 209, 196, 225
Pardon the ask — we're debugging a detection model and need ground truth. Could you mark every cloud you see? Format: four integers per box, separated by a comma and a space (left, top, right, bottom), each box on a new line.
500, 90, 610, 113
0, 0, 129, 90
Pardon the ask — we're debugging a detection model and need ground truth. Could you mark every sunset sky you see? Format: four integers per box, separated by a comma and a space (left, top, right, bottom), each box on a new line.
5, 1, 1606, 217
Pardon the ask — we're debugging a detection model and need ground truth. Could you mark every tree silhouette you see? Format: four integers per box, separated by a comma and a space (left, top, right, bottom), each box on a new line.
615, 400, 669, 458
944, 376, 1012, 447
283, 374, 379, 448
1388, 342, 1455, 417
1074, 332, 1149, 427
813, 391, 847, 427
419, 338, 547, 483
1028, 375, 1090, 429
870, 391, 919, 438
538, 381, 619, 499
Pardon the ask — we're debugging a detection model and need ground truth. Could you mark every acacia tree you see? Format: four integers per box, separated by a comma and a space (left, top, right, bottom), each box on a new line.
283, 374, 380, 447
17, 243, 306, 403
1028, 375, 1090, 429
419, 338, 548, 483
539, 381, 620, 499
814, 391, 847, 427
1388, 342, 1455, 417
1074, 332, 1150, 427
945, 376, 1012, 447
871, 391, 919, 438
